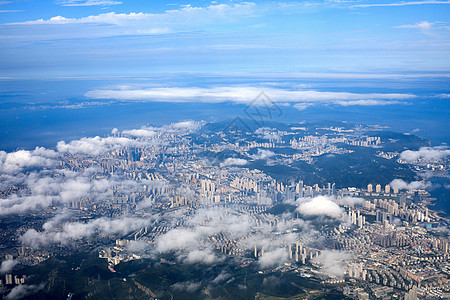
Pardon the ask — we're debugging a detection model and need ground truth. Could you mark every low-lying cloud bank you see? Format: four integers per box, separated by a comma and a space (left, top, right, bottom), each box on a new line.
220, 158, 248, 167
400, 146, 450, 162
20, 215, 157, 248
312, 250, 353, 278
0, 121, 199, 216
297, 196, 344, 219
390, 179, 431, 191
85, 86, 414, 108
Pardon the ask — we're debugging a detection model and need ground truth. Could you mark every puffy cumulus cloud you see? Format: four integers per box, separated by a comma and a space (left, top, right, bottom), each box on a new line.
56, 136, 140, 155
10, 2, 256, 37
400, 146, 450, 162
122, 121, 200, 138
252, 149, 275, 160
312, 250, 353, 278
390, 179, 431, 191
155, 206, 323, 267
0, 259, 18, 274
20, 215, 156, 248
293, 103, 312, 111
126, 240, 147, 252
5, 283, 46, 300
186, 207, 254, 239
0, 171, 113, 216
155, 228, 201, 253
258, 248, 288, 268
255, 128, 282, 142
171, 281, 201, 293
122, 128, 157, 138
170, 120, 200, 131
0, 194, 57, 216
220, 158, 248, 167
297, 196, 344, 219
337, 196, 365, 207
85, 86, 414, 107
0, 147, 57, 174
155, 207, 256, 265
186, 249, 221, 264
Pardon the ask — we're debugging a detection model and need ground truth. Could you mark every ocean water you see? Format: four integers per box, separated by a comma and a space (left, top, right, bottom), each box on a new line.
1, 75, 449, 149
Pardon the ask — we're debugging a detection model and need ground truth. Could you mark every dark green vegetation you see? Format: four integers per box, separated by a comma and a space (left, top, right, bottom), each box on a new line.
196, 120, 427, 188
16, 253, 348, 300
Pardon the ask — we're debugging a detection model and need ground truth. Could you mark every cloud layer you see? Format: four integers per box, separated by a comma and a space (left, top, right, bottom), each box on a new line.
297, 196, 344, 219
390, 179, 431, 190
400, 146, 450, 162
85, 86, 414, 108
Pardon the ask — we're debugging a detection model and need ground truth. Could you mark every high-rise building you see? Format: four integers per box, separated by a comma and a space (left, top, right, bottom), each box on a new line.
400, 193, 407, 208
413, 191, 420, 204
5, 274, 12, 285
376, 210, 382, 222
367, 184, 373, 193
385, 184, 390, 194
375, 184, 382, 193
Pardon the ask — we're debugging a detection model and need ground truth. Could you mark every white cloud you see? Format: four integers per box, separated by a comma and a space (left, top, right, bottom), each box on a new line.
220, 158, 248, 167
171, 281, 201, 292
0, 147, 57, 173
353, 1, 450, 8
126, 240, 147, 252
293, 103, 312, 111
0, 259, 18, 274
56, 136, 139, 155
396, 21, 435, 35
400, 146, 450, 162
335, 99, 402, 106
5, 283, 45, 300
10, 3, 256, 26
20, 215, 156, 248
258, 248, 288, 268
337, 196, 365, 207
297, 196, 344, 218
312, 250, 353, 278
390, 179, 431, 190
252, 149, 275, 160
56, 0, 122, 6
122, 128, 157, 138
186, 249, 221, 264
85, 86, 414, 107
155, 228, 201, 253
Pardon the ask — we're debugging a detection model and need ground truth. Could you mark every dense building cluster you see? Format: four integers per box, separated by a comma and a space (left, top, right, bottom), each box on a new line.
0, 121, 448, 299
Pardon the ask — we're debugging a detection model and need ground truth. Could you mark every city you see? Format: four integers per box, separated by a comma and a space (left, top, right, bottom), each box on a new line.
1, 120, 448, 299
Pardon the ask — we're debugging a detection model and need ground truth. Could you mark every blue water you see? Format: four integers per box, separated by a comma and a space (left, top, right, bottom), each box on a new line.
1, 75, 449, 151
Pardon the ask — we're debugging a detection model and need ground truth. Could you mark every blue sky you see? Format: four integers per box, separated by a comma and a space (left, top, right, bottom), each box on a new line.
1, 0, 449, 77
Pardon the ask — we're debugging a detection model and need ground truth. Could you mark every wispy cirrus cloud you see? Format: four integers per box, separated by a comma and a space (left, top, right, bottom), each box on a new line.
56, 0, 122, 6
353, 1, 450, 8
395, 21, 435, 35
